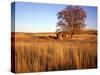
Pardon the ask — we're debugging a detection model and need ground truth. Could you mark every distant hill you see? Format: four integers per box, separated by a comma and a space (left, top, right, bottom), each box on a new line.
81, 29, 97, 34
11, 29, 97, 37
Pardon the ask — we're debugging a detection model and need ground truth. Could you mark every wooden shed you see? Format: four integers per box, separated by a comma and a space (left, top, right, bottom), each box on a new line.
56, 31, 66, 40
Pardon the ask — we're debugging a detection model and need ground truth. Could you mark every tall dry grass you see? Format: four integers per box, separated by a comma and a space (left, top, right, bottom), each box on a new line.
12, 34, 97, 73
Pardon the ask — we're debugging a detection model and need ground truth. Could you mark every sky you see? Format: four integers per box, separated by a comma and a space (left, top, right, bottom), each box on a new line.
11, 2, 97, 32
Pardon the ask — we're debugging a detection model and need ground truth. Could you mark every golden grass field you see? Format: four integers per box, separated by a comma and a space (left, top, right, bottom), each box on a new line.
11, 30, 97, 73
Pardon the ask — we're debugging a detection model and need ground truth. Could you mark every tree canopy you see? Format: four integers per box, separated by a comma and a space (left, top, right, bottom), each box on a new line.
56, 6, 87, 38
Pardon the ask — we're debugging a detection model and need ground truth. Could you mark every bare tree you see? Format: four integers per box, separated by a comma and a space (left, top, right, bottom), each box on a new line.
56, 6, 87, 38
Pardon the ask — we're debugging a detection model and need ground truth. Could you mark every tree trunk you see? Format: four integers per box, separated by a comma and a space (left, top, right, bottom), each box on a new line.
71, 31, 74, 38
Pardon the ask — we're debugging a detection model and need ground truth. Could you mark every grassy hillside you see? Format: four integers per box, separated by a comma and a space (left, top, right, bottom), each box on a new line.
11, 30, 97, 73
